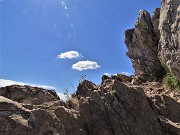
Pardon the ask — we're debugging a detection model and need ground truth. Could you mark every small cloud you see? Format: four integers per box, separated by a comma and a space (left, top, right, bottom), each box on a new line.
103, 73, 111, 76
0, 79, 56, 90
121, 72, 130, 76
57, 93, 67, 101
58, 51, 82, 59
72, 60, 100, 71
0, 79, 26, 87
33, 85, 56, 90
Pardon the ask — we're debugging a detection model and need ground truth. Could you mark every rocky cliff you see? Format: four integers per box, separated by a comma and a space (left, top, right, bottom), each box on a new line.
158, 0, 180, 81
125, 9, 165, 81
0, 76, 180, 135
125, 0, 180, 82
0, 0, 180, 135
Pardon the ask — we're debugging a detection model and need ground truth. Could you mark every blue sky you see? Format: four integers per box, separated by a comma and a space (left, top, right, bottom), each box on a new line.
0, 0, 160, 94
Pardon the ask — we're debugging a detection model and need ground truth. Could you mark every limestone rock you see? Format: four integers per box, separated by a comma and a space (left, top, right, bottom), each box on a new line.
54, 106, 86, 135
77, 80, 164, 135
152, 8, 161, 39
112, 74, 132, 82
0, 77, 180, 135
158, 0, 180, 81
0, 85, 60, 105
0, 96, 31, 135
28, 109, 66, 135
0, 1, 180, 134
125, 10, 165, 81
77, 80, 98, 98
0, 96, 66, 135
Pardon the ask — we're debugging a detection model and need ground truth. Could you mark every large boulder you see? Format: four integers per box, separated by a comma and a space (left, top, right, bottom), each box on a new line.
0, 85, 60, 105
158, 0, 180, 81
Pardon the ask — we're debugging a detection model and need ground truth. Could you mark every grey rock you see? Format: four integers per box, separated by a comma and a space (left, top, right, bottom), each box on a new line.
125, 10, 165, 81
77, 80, 98, 98
0, 79, 180, 135
158, 0, 180, 81
0, 1, 180, 134
152, 8, 161, 39
0, 85, 60, 105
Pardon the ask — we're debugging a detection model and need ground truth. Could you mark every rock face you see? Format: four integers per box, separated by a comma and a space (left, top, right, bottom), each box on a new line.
0, 0, 180, 135
158, 0, 180, 81
0, 76, 180, 135
125, 0, 180, 82
125, 10, 165, 81
0, 96, 66, 135
0, 85, 60, 105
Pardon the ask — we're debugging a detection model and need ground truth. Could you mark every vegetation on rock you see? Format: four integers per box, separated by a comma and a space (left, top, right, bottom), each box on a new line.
163, 73, 180, 91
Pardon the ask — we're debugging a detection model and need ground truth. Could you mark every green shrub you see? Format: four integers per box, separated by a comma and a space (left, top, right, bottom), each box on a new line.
163, 73, 180, 91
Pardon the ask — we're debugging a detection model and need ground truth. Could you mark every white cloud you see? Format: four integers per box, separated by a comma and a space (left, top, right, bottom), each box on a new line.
72, 60, 100, 71
57, 93, 67, 101
103, 73, 111, 76
121, 72, 130, 76
0, 79, 56, 90
32, 85, 56, 90
58, 51, 82, 59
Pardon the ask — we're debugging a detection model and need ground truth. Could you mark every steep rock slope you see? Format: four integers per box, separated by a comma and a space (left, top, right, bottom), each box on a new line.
125, 9, 165, 81
158, 0, 180, 81
125, 0, 180, 81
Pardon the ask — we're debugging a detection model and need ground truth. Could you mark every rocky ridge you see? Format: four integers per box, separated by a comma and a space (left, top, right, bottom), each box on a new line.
0, 0, 180, 135
125, 0, 180, 82
158, 0, 180, 81
0, 85, 60, 105
0, 75, 180, 135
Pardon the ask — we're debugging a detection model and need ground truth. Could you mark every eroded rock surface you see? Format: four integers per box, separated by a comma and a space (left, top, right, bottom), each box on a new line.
125, 10, 165, 81
0, 75, 179, 135
125, 0, 180, 82
0, 0, 180, 134
158, 0, 180, 81
0, 85, 60, 105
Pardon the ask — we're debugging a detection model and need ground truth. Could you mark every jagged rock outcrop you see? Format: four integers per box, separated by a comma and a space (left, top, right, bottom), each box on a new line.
0, 75, 179, 135
125, 0, 180, 82
158, 0, 180, 81
0, 0, 180, 134
125, 9, 165, 81
0, 96, 66, 135
0, 85, 60, 105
